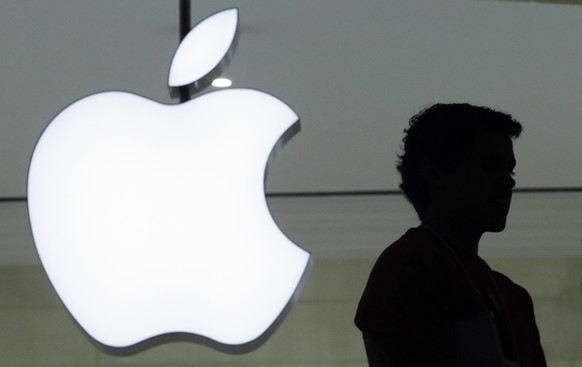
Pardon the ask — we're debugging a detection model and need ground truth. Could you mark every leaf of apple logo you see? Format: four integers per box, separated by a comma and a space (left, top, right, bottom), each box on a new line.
168, 7, 239, 97
27, 8, 311, 354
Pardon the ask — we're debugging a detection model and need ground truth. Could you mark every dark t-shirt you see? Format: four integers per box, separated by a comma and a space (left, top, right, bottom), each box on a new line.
355, 227, 546, 367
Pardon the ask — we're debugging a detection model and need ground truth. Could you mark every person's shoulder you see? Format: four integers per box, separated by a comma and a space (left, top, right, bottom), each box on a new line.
379, 227, 438, 255
491, 270, 525, 291
370, 226, 446, 275
379, 226, 445, 258
491, 270, 533, 304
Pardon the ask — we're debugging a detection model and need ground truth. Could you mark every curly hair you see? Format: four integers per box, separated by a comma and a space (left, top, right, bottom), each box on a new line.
397, 103, 522, 218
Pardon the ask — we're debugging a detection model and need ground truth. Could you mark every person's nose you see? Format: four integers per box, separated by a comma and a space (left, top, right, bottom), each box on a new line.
504, 173, 516, 190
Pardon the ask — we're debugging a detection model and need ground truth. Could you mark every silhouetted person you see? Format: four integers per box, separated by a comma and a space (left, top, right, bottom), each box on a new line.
355, 104, 546, 367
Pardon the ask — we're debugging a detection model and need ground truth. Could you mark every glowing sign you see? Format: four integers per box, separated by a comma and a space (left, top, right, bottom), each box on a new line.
27, 8, 310, 352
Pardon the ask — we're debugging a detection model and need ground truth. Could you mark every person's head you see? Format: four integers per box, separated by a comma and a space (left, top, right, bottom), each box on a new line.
397, 103, 522, 232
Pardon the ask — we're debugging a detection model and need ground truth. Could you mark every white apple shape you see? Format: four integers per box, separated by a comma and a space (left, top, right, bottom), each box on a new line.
27, 7, 310, 351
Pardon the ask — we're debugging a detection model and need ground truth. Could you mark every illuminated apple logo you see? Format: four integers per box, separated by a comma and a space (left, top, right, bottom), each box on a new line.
27, 8, 310, 353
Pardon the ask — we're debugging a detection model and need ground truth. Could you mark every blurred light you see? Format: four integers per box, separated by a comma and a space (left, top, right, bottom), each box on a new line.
212, 78, 232, 88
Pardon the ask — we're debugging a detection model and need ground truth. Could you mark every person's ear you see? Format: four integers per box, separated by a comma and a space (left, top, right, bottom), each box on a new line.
421, 156, 444, 188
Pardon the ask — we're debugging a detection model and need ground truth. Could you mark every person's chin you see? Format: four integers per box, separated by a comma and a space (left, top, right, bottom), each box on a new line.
485, 217, 508, 232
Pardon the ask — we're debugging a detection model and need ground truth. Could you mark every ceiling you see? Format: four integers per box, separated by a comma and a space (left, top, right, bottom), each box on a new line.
0, 0, 581, 265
